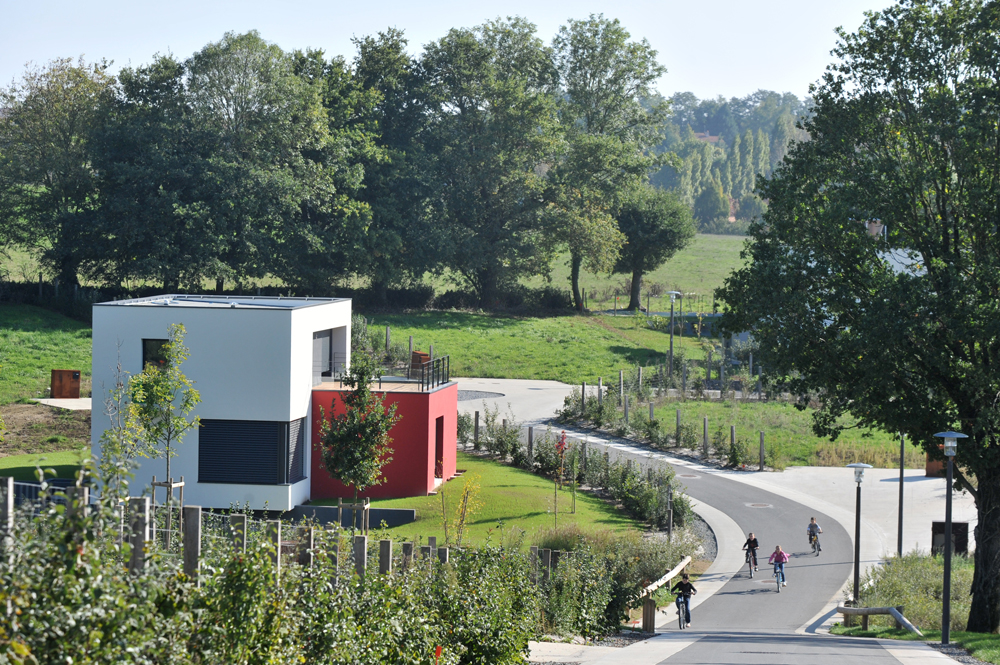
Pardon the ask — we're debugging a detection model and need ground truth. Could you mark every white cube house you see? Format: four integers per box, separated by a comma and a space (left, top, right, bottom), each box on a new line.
90, 294, 352, 510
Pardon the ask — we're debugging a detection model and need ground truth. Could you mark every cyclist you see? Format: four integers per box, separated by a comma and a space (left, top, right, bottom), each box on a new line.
807, 517, 823, 552
769, 545, 789, 586
670, 573, 698, 628
742, 532, 759, 571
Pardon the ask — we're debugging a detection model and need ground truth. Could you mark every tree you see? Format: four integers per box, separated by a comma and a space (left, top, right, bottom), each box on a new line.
693, 177, 727, 227
614, 186, 695, 310
0, 58, 113, 286
718, 0, 1000, 631
421, 18, 559, 307
551, 14, 668, 310
129, 323, 200, 496
97, 345, 143, 499
318, 351, 399, 511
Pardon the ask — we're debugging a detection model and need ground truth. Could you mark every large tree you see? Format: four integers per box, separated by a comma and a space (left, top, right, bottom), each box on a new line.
550, 14, 667, 310
614, 186, 695, 310
719, 0, 1000, 631
0, 58, 113, 286
421, 17, 559, 307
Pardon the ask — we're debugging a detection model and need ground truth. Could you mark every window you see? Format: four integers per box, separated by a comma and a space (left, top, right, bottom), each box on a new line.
142, 339, 168, 369
312, 329, 332, 386
199, 418, 307, 485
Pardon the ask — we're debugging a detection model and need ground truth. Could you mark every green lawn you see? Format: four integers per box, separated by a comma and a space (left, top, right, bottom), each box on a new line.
0, 304, 92, 404
0, 447, 89, 481
523, 234, 748, 312
831, 626, 1000, 665
313, 452, 639, 546
656, 399, 924, 468
365, 311, 704, 385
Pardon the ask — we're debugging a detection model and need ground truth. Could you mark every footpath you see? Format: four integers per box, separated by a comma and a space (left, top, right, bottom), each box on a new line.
455, 378, 977, 665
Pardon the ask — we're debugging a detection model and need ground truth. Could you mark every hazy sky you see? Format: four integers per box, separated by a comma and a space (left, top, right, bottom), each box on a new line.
1, 0, 893, 100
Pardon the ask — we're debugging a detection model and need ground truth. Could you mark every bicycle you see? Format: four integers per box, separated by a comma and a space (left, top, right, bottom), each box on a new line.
675, 592, 689, 629
773, 564, 784, 592
745, 548, 757, 578
809, 533, 821, 556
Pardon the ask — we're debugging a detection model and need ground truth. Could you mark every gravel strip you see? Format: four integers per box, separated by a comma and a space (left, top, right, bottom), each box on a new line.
686, 510, 718, 563
457, 390, 505, 402
593, 630, 655, 648
930, 643, 991, 665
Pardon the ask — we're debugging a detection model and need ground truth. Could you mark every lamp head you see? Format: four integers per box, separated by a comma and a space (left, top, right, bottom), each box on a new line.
934, 431, 967, 458
666, 291, 681, 301
847, 462, 873, 484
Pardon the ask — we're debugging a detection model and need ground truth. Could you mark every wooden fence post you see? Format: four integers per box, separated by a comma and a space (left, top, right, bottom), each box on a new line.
401, 542, 414, 570
759, 431, 765, 471
474, 411, 480, 447
428, 536, 437, 551
437, 547, 449, 564
581, 382, 586, 415
267, 521, 281, 578
619, 370, 624, 402
420, 545, 432, 562
183, 506, 201, 584
230, 514, 247, 553
730, 425, 736, 453
128, 497, 150, 574
649, 402, 655, 421
703, 417, 709, 457
386, 326, 391, 353
354, 534, 367, 577
379, 539, 393, 574
676, 409, 681, 446
624, 394, 629, 423
642, 596, 657, 632
638, 366, 643, 390
300, 527, 315, 567
409, 335, 413, 357
598, 377, 603, 408
527, 426, 534, 461
667, 483, 673, 540
581, 441, 588, 472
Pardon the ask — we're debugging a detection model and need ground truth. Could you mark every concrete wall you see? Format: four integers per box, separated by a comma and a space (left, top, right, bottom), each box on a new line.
91, 298, 350, 510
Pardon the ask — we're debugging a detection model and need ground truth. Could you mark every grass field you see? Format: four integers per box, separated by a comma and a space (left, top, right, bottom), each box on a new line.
523, 234, 748, 311
366, 311, 705, 385
0, 304, 92, 404
657, 399, 925, 468
0, 447, 89, 481
313, 451, 638, 546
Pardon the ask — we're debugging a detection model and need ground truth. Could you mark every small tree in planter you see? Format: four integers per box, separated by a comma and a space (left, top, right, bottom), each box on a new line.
318, 351, 399, 528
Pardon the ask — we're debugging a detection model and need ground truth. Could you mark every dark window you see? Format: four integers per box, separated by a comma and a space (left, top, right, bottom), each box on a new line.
199, 418, 307, 485
312, 329, 332, 385
142, 339, 168, 369
435, 416, 444, 478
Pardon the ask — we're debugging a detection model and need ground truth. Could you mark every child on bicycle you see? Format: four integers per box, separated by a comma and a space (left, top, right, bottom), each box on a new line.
769, 545, 789, 586
807, 517, 823, 552
743, 532, 759, 570
671, 573, 698, 628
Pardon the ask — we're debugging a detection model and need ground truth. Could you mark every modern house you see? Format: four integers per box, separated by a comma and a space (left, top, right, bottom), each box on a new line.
90, 294, 457, 511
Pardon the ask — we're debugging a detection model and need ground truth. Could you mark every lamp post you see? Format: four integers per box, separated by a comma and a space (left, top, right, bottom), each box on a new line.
666, 291, 681, 378
934, 431, 967, 645
898, 432, 905, 557
847, 463, 873, 607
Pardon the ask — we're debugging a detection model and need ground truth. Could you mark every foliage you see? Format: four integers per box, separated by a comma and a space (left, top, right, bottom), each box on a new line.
318, 351, 400, 495
456, 411, 474, 447
128, 323, 201, 485
449, 473, 483, 547
613, 186, 697, 310
718, 0, 1000, 631
853, 552, 975, 632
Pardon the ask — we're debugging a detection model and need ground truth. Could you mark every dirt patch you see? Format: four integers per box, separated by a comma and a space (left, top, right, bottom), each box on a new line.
0, 403, 90, 457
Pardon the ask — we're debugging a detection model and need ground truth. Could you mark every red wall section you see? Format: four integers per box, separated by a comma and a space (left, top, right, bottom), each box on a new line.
310, 383, 458, 500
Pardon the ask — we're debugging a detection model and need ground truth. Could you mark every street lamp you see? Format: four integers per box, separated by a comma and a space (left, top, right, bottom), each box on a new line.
847, 463, 873, 608
934, 430, 967, 645
666, 291, 681, 378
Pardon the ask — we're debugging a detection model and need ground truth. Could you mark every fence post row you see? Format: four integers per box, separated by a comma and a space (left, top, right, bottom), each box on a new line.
183, 506, 201, 585
128, 497, 150, 575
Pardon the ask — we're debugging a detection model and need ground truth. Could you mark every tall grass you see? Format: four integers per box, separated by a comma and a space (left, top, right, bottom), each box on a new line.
856, 552, 975, 631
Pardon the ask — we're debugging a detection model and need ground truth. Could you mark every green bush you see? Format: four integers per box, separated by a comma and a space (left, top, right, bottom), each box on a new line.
855, 552, 975, 632
457, 411, 473, 448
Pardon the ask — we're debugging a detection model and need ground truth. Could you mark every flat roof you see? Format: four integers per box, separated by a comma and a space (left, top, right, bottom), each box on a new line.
94, 294, 351, 310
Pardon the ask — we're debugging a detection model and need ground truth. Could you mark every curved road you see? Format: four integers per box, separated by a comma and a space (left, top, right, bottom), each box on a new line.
563, 430, 948, 665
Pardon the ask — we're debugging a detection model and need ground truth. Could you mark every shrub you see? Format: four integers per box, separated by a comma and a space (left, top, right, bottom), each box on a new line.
457, 411, 473, 448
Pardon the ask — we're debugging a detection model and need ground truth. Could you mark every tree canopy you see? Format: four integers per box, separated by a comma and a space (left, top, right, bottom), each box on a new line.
719, 0, 1000, 631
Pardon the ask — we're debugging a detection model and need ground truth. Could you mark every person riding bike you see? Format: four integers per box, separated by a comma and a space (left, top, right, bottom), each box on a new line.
807, 517, 823, 552
671, 573, 698, 628
769, 545, 789, 586
743, 532, 759, 571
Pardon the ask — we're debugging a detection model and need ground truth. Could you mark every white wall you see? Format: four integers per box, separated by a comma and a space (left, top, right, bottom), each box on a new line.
91, 298, 351, 510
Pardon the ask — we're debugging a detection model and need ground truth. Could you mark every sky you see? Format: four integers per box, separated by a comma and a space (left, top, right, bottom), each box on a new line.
0, 0, 894, 100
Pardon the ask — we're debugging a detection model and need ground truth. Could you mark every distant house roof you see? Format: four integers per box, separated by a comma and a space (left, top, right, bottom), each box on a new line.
694, 131, 721, 144
95, 294, 349, 311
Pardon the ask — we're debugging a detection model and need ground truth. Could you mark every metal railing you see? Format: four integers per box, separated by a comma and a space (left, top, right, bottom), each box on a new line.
416, 356, 450, 392
312, 352, 349, 385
